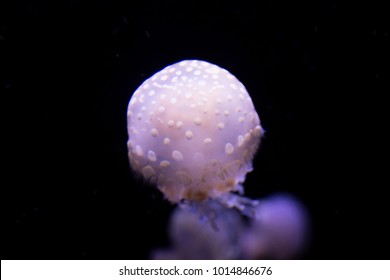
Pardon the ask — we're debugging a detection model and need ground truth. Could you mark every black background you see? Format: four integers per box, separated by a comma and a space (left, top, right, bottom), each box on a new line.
1, 0, 389, 259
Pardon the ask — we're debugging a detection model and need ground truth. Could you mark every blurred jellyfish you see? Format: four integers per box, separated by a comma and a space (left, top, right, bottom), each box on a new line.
152, 194, 309, 260
240, 194, 310, 259
127, 60, 264, 216
152, 200, 245, 260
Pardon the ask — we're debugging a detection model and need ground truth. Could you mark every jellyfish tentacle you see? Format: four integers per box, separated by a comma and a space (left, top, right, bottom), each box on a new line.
216, 193, 260, 219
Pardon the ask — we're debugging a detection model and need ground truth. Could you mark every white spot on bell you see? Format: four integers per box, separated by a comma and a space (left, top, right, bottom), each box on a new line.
225, 143, 234, 155
135, 145, 143, 157
172, 150, 184, 161
150, 128, 158, 137
185, 130, 193, 140
160, 160, 170, 168
176, 121, 183, 129
142, 165, 156, 179
194, 117, 202, 126
147, 150, 157, 162
217, 122, 225, 129
238, 135, 244, 147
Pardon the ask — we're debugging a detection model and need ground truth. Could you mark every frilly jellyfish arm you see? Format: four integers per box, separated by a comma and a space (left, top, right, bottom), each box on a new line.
127, 60, 264, 213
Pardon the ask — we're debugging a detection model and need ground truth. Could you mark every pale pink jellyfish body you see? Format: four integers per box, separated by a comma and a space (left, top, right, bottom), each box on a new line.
127, 60, 310, 259
127, 60, 263, 208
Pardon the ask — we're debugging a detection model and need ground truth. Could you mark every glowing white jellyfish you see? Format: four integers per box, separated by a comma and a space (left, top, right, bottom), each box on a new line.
127, 60, 264, 212
127, 60, 310, 259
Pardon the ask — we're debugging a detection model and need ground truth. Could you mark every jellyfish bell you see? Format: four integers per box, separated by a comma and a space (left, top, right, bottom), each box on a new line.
127, 60, 263, 212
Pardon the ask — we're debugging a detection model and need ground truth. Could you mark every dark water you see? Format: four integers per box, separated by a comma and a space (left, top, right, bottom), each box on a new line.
1, 0, 388, 260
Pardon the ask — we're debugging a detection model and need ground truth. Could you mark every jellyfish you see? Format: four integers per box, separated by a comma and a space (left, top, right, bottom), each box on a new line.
151, 200, 245, 260
240, 194, 310, 259
127, 60, 310, 259
126, 60, 264, 217
151, 193, 309, 259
